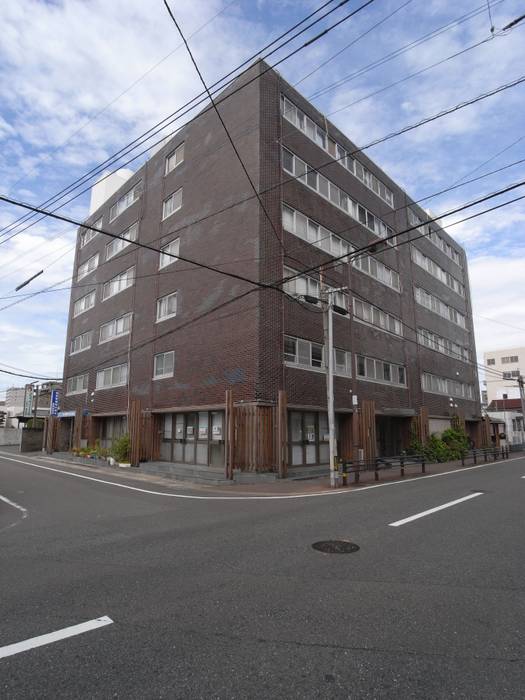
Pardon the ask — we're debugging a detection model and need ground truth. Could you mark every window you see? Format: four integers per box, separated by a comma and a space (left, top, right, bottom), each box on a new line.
502, 370, 520, 379
356, 354, 407, 387
282, 147, 396, 244
165, 143, 184, 174
77, 253, 99, 281
96, 363, 128, 390
102, 267, 135, 300
70, 331, 92, 355
417, 327, 470, 362
411, 247, 464, 296
280, 94, 394, 206
73, 290, 96, 317
159, 238, 180, 269
409, 209, 462, 267
281, 204, 353, 261
80, 217, 102, 247
99, 313, 132, 344
284, 335, 351, 376
352, 253, 400, 291
421, 372, 474, 400
162, 188, 183, 220
501, 356, 519, 364
414, 287, 467, 329
353, 298, 402, 336
109, 182, 142, 222
66, 374, 88, 395
105, 222, 138, 260
486, 358, 495, 365
283, 267, 349, 315
154, 351, 175, 379
156, 292, 178, 321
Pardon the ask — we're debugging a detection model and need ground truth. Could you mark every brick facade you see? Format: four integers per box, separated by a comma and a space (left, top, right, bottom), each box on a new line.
59, 61, 482, 469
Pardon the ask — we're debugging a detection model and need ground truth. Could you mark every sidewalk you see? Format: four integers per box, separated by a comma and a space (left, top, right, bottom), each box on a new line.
5, 448, 524, 497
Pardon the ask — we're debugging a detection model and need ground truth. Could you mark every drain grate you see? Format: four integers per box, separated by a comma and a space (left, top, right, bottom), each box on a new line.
312, 540, 359, 554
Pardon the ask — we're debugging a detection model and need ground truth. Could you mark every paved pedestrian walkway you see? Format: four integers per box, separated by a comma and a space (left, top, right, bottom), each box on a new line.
3, 448, 523, 497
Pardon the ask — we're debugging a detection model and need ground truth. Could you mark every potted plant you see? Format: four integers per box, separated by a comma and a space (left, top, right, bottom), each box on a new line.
111, 434, 131, 468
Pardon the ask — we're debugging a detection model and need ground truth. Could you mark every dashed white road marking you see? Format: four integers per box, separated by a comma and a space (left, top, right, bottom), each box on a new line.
0, 451, 523, 501
0, 616, 113, 660
388, 492, 484, 527
0, 493, 27, 517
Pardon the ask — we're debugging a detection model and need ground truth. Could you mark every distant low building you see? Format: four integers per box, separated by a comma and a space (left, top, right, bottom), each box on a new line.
483, 346, 525, 403
486, 398, 524, 447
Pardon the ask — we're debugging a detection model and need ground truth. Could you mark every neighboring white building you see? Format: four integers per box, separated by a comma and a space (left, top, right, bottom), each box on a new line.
4, 386, 26, 427
483, 346, 525, 403
486, 399, 525, 447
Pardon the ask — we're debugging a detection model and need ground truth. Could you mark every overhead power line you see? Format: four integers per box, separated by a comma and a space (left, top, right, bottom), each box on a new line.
0, 0, 347, 242
2, 179, 525, 386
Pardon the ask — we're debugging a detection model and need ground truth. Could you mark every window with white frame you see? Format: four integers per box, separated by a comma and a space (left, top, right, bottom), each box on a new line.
102, 267, 135, 300
77, 253, 99, 281
165, 143, 184, 174
284, 336, 351, 376
352, 253, 400, 291
154, 351, 175, 379
282, 204, 352, 260
96, 363, 128, 390
80, 216, 102, 248
282, 147, 396, 244
283, 267, 348, 314
503, 370, 520, 379
105, 222, 138, 260
417, 327, 470, 362
414, 287, 466, 329
352, 298, 402, 336
501, 355, 519, 364
162, 188, 183, 220
109, 182, 142, 222
99, 313, 132, 344
356, 354, 406, 387
421, 372, 474, 400
280, 94, 394, 206
156, 291, 178, 321
486, 358, 495, 365
73, 290, 96, 317
159, 238, 180, 269
70, 331, 92, 355
411, 247, 464, 296
408, 208, 462, 266
66, 374, 88, 395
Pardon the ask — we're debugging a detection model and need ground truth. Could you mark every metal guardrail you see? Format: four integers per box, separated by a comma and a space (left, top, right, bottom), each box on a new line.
337, 445, 511, 486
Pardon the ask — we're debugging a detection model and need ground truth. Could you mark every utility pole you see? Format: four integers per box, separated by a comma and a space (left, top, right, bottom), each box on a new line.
32, 383, 40, 426
518, 369, 525, 433
319, 272, 349, 489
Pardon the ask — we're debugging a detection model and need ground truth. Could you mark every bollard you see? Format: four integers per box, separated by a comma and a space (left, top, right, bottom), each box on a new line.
400, 455, 405, 478
473, 451, 477, 465
461, 452, 465, 466
421, 459, 426, 474
484, 449, 488, 462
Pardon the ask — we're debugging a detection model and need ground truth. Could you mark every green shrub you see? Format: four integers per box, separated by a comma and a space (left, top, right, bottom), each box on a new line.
441, 427, 469, 459
111, 434, 131, 463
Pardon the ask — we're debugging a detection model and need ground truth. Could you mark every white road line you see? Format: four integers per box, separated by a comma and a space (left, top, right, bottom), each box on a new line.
0, 616, 113, 660
0, 451, 523, 501
388, 492, 484, 527
0, 493, 28, 518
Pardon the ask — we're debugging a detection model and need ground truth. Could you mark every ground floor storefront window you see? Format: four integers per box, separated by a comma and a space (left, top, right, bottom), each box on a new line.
100, 416, 127, 449
289, 411, 333, 466
160, 411, 224, 466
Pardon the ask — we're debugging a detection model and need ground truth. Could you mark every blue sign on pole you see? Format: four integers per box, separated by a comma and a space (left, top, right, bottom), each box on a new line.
50, 390, 59, 416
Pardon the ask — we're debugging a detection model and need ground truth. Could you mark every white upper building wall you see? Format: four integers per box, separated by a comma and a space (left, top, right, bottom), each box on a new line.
89, 169, 135, 216
483, 346, 525, 403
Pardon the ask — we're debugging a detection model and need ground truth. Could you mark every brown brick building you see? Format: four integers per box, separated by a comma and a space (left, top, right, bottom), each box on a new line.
57, 60, 483, 474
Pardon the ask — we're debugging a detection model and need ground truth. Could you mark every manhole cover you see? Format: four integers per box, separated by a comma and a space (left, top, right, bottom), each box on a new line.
312, 540, 359, 554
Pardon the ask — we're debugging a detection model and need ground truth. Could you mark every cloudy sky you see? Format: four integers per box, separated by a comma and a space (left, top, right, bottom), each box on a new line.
1, 0, 524, 400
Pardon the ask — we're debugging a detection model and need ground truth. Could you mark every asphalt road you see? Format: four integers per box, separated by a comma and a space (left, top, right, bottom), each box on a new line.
1, 451, 525, 699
